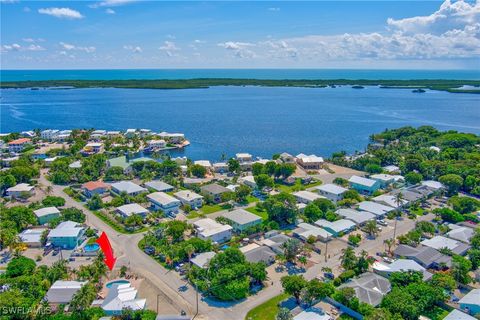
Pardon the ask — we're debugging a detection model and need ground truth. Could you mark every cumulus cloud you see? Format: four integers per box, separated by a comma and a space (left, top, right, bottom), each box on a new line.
268, 7, 280, 12
59, 42, 96, 53
123, 45, 142, 53
158, 41, 180, 57
219, 0, 479, 62
387, 0, 480, 35
38, 7, 84, 19
2, 43, 45, 52
105, 8, 116, 14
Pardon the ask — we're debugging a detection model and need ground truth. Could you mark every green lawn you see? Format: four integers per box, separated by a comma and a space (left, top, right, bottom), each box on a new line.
275, 179, 322, 193
422, 306, 450, 320
246, 206, 268, 221
245, 293, 289, 320
91, 209, 148, 234
246, 195, 258, 204
200, 203, 230, 215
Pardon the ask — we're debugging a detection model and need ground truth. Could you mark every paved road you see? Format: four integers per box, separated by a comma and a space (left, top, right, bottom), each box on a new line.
39, 170, 432, 320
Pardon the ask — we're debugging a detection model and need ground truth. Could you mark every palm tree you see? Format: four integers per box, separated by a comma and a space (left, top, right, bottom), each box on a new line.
364, 220, 378, 239
185, 244, 195, 261
384, 238, 394, 255
46, 185, 53, 195
70, 283, 97, 311
298, 256, 307, 269
393, 192, 404, 241
340, 247, 357, 271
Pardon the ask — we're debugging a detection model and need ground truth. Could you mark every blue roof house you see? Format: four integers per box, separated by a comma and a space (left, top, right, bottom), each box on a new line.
47, 221, 86, 249
349, 175, 381, 194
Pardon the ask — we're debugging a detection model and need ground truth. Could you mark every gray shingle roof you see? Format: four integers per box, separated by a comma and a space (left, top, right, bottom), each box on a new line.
200, 183, 231, 195
339, 272, 391, 306
222, 209, 262, 226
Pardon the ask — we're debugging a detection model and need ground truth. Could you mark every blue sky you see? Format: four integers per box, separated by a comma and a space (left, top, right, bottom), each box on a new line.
1, 0, 479, 69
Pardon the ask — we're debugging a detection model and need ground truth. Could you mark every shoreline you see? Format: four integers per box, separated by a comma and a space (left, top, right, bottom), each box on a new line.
2, 78, 480, 93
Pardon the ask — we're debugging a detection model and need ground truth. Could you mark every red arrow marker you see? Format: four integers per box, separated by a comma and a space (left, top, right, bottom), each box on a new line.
96, 232, 116, 271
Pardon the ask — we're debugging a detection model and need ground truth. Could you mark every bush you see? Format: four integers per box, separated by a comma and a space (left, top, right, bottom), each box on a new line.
42, 196, 65, 207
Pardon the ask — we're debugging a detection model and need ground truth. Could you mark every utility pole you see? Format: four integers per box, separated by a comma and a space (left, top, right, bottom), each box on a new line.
392, 218, 398, 244
324, 241, 328, 262
192, 283, 199, 320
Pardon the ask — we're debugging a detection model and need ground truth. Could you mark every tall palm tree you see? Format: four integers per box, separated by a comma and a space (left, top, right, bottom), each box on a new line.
393, 192, 405, 241
46, 185, 53, 195
365, 220, 378, 239
384, 239, 394, 255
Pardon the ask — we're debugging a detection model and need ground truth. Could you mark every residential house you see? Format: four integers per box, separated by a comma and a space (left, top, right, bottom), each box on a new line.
393, 244, 451, 269
19, 228, 47, 247
44, 156, 59, 167
47, 221, 85, 249
293, 190, 325, 204
94, 283, 146, 316
193, 218, 232, 244
82, 181, 110, 198
157, 132, 185, 144
444, 310, 476, 320
190, 251, 216, 269
111, 181, 147, 196
421, 236, 470, 255
194, 160, 212, 169
236, 153, 253, 163
339, 272, 391, 306
107, 156, 132, 174
315, 183, 348, 203
293, 223, 332, 242
34, 207, 61, 225
370, 174, 395, 188
144, 180, 174, 193
372, 259, 433, 281
349, 175, 381, 194
138, 129, 152, 137
6, 183, 35, 199
296, 153, 323, 170
447, 225, 474, 243
372, 194, 408, 209
21, 130, 35, 138
8, 138, 31, 153
213, 162, 229, 173
357, 201, 395, 218
41, 129, 59, 140
69, 160, 82, 169
124, 129, 137, 138
382, 165, 400, 173
82, 142, 103, 155
314, 219, 356, 237
56, 130, 72, 142
279, 152, 295, 163
45, 280, 86, 307
222, 209, 262, 232
174, 190, 203, 209
459, 289, 480, 315
116, 203, 149, 218
421, 180, 444, 191
200, 183, 232, 203
147, 139, 166, 149
147, 192, 181, 215
243, 246, 276, 265
336, 208, 376, 226
293, 307, 331, 320
260, 234, 291, 254
238, 175, 257, 189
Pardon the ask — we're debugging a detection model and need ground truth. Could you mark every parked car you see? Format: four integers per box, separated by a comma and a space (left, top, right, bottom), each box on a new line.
383, 257, 394, 263
377, 220, 388, 226
324, 272, 334, 280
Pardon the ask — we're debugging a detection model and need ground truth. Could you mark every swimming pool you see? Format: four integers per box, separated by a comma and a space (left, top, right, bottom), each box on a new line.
106, 279, 130, 288
84, 243, 100, 252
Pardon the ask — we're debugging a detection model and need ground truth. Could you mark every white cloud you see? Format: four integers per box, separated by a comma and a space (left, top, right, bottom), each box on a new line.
166, 34, 176, 39
387, 0, 480, 35
159, 41, 180, 57
268, 7, 280, 12
38, 7, 84, 20
2, 43, 45, 52
59, 42, 96, 53
123, 45, 142, 53
218, 1, 479, 62
194, 39, 206, 44
89, 0, 137, 8
105, 8, 116, 14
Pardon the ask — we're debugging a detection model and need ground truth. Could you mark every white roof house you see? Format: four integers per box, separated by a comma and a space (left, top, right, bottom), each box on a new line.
293, 190, 325, 204
336, 208, 376, 225
372, 259, 432, 280
7, 183, 34, 193
116, 203, 149, 218
370, 174, 395, 184
447, 225, 475, 243
382, 165, 400, 173
444, 310, 476, 320
236, 153, 253, 162
190, 251, 216, 269
111, 181, 147, 195
45, 280, 87, 304
296, 153, 324, 163
315, 183, 348, 195
421, 236, 470, 255
194, 160, 212, 168
293, 307, 331, 320
372, 194, 408, 208
193, 218, 232, 244
421, 180, 444, 190
19, 228, 47, 247
174, 190, 203, 203
314, 219, 356, 235
147, 192, 180, 207
238, 175, 257, 188
69, 160, 82, 169
99, 283, 146, 315
144, 180, 174, 192
349, 175, 378, 187
48, 221, 84, 238
358, 201, 395, 217
34, 207, 60, 219
293, 223, 332, 242
222, 209, 262, 231
459, 288, 480, 313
